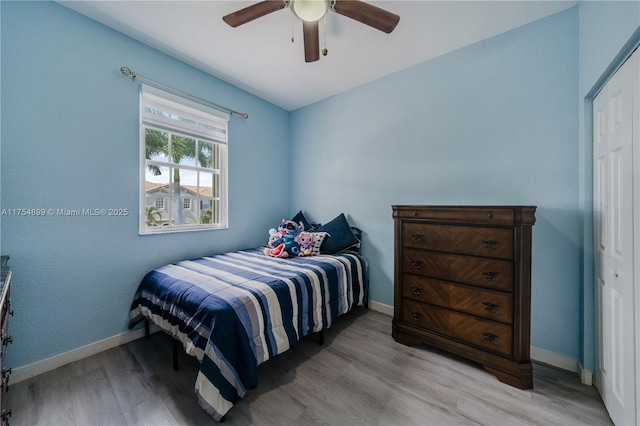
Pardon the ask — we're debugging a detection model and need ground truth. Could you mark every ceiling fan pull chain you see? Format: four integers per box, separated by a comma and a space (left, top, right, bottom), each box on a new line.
291, 12, 295, 43
322, 12, 328, 56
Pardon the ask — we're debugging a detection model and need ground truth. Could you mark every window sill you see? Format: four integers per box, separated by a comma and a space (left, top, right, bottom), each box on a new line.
139, 224, 228, 235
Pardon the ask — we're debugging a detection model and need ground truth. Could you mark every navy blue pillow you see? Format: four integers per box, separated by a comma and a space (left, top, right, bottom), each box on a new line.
316, 213, 360, 254
350, 226, 363, 242
291, 210, 320, 231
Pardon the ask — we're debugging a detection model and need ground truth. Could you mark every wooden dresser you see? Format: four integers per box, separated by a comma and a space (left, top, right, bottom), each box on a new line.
0, 256, 12, 425
392, 206, 536, 389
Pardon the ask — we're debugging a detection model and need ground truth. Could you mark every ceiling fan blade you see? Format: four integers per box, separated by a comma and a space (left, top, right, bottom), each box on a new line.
222, 1, 287, 27
333, 0, 399, 34
303, 20, 320, 63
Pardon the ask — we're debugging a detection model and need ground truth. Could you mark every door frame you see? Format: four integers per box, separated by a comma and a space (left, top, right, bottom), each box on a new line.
633, 48, 640, 426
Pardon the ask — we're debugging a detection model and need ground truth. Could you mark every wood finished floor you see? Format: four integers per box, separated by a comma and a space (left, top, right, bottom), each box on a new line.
7, 309, 612, 425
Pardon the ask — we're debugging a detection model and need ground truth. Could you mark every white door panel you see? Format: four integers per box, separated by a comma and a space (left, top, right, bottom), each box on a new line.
593, 48, 637, 426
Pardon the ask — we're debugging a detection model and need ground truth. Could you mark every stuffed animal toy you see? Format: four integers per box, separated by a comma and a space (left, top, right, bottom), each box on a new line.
267, 228, 281, 248
295, 232, 316, 256
264, 219, 303, 258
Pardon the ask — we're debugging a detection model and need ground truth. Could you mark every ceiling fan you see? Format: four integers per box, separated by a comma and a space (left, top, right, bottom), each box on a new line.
222, 0, 400, 63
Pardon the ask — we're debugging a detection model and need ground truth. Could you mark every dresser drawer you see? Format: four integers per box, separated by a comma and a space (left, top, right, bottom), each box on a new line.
402, 222, 448, 251
401, 300, 513, 356
394, 206, 515, 225
401, 274, 513, 324
401, 299, 448, 334
402, 223, 513, 259
447, 309, 513, 356
402, 249, 513, 291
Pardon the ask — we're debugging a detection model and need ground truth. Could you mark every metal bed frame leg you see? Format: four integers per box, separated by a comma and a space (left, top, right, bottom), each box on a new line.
365, 283, 369, 309
142, 318, 180, 370
173, 339, 180, 371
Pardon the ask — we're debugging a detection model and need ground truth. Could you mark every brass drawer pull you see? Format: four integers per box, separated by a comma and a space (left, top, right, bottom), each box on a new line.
411, 234, 424, 243
410, 286, 422, 295
483, 240, 498, 249
411, 260, 422, 269
482, 332, 498, 343
482, 271, 496, 281
1, 367, 11, 394
1, 368, 11, 380
2, 335, 13, 346
482, 302, 498, 312
1, 333, 12, 346
411, 312, 422, 321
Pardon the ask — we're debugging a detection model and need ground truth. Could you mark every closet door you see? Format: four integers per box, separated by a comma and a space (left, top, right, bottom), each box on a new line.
593, 48, 637, 426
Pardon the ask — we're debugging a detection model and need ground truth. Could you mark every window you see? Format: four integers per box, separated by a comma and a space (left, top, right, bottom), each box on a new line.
140, 85, 229, 234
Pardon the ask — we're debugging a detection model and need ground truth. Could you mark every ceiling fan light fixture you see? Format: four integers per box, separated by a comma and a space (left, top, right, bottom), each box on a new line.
291, 0, 328, 22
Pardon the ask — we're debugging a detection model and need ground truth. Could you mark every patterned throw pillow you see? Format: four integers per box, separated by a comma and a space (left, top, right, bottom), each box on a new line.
297, 232, 329, 256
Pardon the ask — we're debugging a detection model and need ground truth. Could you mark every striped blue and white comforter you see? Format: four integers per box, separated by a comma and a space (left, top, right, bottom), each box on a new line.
128, 247, 368, 420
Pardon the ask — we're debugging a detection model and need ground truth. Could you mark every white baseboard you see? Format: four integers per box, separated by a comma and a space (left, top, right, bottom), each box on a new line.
368, 300, 393, 316
10, 324, 160, 385
10, 304, 396, 385
532, 348, 593, 385
578, 361, 594, 386
530, 346, 579, 374
10, 303, 592, 387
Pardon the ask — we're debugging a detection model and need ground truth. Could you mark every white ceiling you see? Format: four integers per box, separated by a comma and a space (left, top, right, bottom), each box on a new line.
59, 1, 577, 111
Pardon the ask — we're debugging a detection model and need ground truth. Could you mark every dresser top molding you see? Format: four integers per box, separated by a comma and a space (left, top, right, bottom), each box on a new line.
392, 205, 537, 226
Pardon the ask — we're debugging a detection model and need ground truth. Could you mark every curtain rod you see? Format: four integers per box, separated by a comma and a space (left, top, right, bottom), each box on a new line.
120, 66, 248, 120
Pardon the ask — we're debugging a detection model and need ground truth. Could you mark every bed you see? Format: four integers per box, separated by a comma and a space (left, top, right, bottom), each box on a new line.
128, 215, 368, 421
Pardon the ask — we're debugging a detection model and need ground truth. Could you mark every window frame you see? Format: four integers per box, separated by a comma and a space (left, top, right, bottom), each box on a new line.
183, 198, 192, 210
139, 85, 229, 235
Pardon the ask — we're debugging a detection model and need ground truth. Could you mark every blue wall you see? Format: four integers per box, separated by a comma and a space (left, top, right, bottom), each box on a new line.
2, 0, 638, 372
577, 1, 640, 372
1, 1, 290, 368
290, 8, 580, 358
